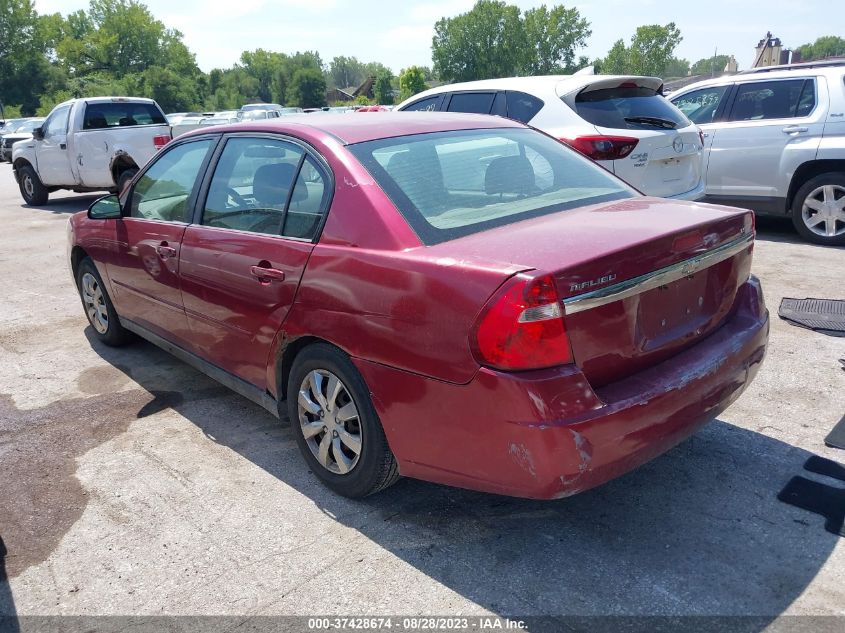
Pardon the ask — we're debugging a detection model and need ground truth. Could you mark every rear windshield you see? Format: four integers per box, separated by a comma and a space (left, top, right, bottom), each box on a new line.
83, 102, 166, 130
348, 128, 634, 245
572, 85, 690, 130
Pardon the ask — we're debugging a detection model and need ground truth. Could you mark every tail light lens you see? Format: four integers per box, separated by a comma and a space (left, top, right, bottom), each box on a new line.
153, 134, 170, 150
472, 274, 573, 371
561, 135, 639, 161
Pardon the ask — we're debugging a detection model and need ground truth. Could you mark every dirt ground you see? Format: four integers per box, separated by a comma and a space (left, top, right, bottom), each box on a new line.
0, 161, 844, 626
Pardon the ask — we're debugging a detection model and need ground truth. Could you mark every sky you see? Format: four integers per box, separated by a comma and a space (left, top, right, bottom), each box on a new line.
34, 0, 842, 74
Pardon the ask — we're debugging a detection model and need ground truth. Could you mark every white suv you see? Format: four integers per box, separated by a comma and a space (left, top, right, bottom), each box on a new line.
670, 61, 845, 245
396, 75, 705, 200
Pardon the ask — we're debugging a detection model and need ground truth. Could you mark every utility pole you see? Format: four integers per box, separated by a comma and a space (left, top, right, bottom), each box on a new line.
711, 47, 717, 77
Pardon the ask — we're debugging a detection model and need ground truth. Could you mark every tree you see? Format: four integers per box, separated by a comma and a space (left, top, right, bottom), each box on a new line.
432, 0, 525, 82
691, 54, 731, 76
664, 57, 690, 78
798, 36, 845, 61
373, 70, 394, 105
286, 68, 326, 108
627, 23, 682, 76
329, 56, 365, 89
0, 0, 52, 114
596, 23, 683, 78
399, 66, 428, 101
521, 4, 591, 75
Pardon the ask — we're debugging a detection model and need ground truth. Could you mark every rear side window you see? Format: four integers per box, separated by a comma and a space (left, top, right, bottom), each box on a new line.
83, 102, 167, 129
447, 92, 496, 114
402, 96, 441, 112
349, 128, 633, 245
506, 91, 544, 123
671, 85, 729, 124
728, 79, 814, 121
572, 85, 690, 130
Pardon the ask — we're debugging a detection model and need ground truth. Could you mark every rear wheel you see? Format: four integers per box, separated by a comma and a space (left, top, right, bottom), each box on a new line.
117, 168, 138, 195
76, 257, 130, 346
791, 172, 845, 246
18, 165, 48, 205
287, 343, 399, 498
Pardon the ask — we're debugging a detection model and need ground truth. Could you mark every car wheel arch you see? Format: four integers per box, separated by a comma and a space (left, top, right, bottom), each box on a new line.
70, 246, 90, 278
110, 153, 139, 186
787, 159, 845, 212
275, 335, 344, 403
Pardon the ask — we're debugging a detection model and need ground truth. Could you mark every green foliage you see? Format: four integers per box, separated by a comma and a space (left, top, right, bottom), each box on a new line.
0, 0, 53, 114
664, 57, 690, 79
596, 23, 683, 78
690, 54, 732, 76
286, 68, 327, 108
399, 66, 429, 101
329, 56, 366, 89
798, 36, 845, 61
432, 1, 590, 82
521, 4, 591, 75
355, 95, 373, 106
373, 70, 394, 105
1, 105, 25, 119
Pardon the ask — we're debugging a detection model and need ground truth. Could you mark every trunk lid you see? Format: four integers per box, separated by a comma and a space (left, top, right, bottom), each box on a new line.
425, 197, 754, 387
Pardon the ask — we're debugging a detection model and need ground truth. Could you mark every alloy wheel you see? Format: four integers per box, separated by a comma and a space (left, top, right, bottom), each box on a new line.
23, 175, 34, 198
801, 184, 845, 238
80, 272, 109, 334
297, 369, 363, 475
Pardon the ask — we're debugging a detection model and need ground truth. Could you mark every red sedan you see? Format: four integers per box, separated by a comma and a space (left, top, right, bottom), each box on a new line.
68, 113, 769, 499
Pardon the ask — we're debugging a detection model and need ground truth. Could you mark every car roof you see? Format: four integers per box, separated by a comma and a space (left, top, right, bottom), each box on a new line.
181, 112, 526, 145
672, 65, 845, 95
399, 74, 663, 106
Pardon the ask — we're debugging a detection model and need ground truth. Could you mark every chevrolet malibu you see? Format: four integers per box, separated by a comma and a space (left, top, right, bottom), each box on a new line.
68, 113, 769, 499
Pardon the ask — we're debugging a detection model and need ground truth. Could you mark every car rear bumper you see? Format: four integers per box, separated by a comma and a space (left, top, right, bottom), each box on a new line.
354, 276, 768, 499
665, 178, 706, 201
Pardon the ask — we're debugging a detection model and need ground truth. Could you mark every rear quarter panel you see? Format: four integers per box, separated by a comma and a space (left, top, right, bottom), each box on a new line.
72, 123, 169, 188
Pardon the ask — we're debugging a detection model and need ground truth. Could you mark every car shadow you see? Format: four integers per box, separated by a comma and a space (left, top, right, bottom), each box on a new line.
0, 537, 19, 631
21, 193, 101, 215
75, 330, 841, 624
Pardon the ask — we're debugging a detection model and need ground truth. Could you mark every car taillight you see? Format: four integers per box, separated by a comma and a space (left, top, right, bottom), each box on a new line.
472, 274, 573, 371
153, 134, 170, 150
561, 135, 639, 161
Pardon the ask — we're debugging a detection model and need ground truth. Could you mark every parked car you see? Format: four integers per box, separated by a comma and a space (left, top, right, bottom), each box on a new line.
69, 113, 768, 499
396, 75, 706, 200
240, 109, 280, 121
165, 112, 203, 125
0, 117, 27, 133
1, 118, 45, 162
669, 60, 845, 245
12, 97, 171, 205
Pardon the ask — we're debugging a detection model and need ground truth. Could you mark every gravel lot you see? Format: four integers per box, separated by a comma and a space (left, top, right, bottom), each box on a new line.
0, 160, 844, 628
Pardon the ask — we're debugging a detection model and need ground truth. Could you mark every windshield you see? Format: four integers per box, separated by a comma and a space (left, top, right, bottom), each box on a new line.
349, 128, 635, 245
572, 85, 691, 130
14, 120, 43, 133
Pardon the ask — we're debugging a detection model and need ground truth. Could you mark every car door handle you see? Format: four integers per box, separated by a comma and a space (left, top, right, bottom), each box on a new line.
702, 132, 710, 138
250, 265, 285, 283
156, 244, 177, 258
59, 143, 67, 150
782, 126, 808, 134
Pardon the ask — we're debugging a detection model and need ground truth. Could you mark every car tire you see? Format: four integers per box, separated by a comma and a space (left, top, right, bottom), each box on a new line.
791, 172, 845, 246
76, 257, 130, 346
117, 168, 138, 195
287, 343, 399, 498
18, 164, 49, 205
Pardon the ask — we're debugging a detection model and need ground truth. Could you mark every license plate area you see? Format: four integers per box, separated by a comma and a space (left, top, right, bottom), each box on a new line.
638, 272, 715, 351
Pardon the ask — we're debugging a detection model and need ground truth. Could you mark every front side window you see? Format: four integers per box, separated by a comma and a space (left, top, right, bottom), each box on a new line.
671, 86, 729, 125
130, 139, 212, 222
349, 128, 634, 245
202, 137, 328, 239
447, 92, 496, 114
728, 79, 814, 121
43, 105, 71, 137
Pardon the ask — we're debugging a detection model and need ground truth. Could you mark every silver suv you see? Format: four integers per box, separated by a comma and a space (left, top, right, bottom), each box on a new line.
670, 60, 845, 245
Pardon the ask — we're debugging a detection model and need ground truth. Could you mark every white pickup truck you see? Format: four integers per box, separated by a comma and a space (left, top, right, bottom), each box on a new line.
12, 97, 171, 205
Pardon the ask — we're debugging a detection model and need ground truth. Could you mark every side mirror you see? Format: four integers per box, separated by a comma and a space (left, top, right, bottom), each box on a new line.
31, 127, 44, 141
87, 194, 122, 220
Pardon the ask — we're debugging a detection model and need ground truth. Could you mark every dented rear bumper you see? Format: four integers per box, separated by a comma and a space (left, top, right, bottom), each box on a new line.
354, 277, 769, 499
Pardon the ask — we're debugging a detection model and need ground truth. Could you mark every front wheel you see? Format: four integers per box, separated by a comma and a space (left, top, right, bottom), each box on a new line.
287, 343, 399, 498
17, 165, 49, 205
791, 172, 845, 246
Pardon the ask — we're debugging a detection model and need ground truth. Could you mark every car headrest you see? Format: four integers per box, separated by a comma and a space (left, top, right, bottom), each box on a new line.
484, 155, 535, 196
253, 162, 307, 207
